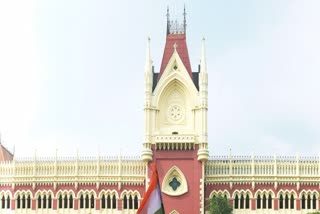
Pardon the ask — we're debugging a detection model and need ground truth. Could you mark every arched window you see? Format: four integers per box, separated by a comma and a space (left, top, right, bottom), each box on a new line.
234, 195, 238, 209
285, 194, 289, 209
17, 195, 21, 209
22, 195, 26, 209
134, 195, 139, 209
79, 194, 84, 209
1, 196, 5, 209
7, 195, 11, 209
112, 195, 117, 209
48, 195, 52, 209
107, 195, 111, 209
69, 195, 73, 209
245, 194, 249, 209
90, 195, 94, 209
43, 195, 47, 208
123, 195, 128, 209
257, 194, 261, 209
7, 195, 10, 209
302, 194, 306, 209
85, 195, 89, 209
37, 195, 41, 209
307, 194, 311, 209
64, 195, 68, 209
279, 194, 283, 209
290, 194, 294, 209
101, 194, 106, 209
268, 194, 272, 209
129, 195, 133, 209
312, 194, 317, 209
27, 195, 31, 209
58, 195, 63, 209
262, 194, 267, 209
240, 194, 244, 209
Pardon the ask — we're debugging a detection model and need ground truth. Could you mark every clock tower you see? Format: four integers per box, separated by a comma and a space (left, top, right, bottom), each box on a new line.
141, 7, 209, 214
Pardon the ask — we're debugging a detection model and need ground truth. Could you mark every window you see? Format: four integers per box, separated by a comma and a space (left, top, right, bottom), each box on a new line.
7, 195, 10, 209
134, 195, 139, 209
48, 195, 52, 209
112, 195, 117, 209
2, 196, 5, 209
279, 194, 283, 209
17, 195, 21, 209
37, 195, 41, 209
123, 195, 127, 209
107, 195, 111, 209
257, 194, 261, 209
268, 194, 272, 209
90, 195, 94, 208
234, 195, 239, 209
79, 194, 84, 209
101, 195, 106, 209
69, 195, 73, 208
58, 195, 63, 209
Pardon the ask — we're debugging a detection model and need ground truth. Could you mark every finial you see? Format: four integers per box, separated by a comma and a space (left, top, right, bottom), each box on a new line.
166, 6, 170, 35
183, 5, 187, 34
200, 37, 207, 73
145, 36, 152, 73
173, 43, 177, 51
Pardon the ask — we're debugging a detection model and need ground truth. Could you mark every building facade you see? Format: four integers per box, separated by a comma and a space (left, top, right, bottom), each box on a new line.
1, 9, 320, 214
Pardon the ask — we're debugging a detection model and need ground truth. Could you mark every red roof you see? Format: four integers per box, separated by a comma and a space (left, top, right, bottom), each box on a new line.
0, 144, 13, 161
158, 34, 192, 80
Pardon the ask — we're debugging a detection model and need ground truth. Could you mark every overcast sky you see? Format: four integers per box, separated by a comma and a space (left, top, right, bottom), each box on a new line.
0, 0, 319, 158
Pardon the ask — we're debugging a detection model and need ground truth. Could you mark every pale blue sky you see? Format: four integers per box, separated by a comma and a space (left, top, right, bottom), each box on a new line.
0, 1, 319, 157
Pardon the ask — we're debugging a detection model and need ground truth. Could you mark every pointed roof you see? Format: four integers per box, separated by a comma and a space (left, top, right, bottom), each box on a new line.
158, 7, 192, 80
0, 143, 13, 161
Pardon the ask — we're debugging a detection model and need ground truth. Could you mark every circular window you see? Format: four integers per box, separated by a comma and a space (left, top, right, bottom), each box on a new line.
167, 104, 183, 122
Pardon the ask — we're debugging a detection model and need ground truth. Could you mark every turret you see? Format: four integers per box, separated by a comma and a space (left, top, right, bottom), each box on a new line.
197, 37, 209, 161
141, 37, 153, 162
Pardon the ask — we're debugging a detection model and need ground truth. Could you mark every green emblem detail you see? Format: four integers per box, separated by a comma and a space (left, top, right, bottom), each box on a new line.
169, 177, 180, 191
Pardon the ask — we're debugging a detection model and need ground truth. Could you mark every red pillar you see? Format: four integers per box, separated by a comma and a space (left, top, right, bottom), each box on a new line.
11, 199, 15, 210
118, 198, 122, 210
296, 198, 300, 210
274, 198, 278, 210
251, 198, 256, 210
32, 199, 36, 210
74, 198, 78, 210
52, 198, 57, 210
96, 198, 100, 210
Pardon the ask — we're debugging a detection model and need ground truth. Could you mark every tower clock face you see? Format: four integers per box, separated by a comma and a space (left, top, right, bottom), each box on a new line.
167, 104, 184, 123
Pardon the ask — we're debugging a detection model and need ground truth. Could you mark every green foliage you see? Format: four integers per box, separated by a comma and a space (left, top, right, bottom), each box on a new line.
209, 194, 233, 214
307, 212, 320, 214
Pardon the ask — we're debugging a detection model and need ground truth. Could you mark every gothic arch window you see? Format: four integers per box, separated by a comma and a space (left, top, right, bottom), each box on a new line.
7, 195, 11, 209
262, 194, 267, 209
64, 195, 68, 209
17, 195, 21, 209
279, 194, 283, 209
285, 194, 289, 209
268, 193, 272, 209
69, 195, 73, 209
123, 195, 127, 209
48, 195, 52, 209
121, 191, 140, 211
79, 194, 84, 209
307, 194, 311, 209
312, 194, 317, 209
90, 195, 95, 208
58, 195, 63, 209
37, 195, 41, 209
129, 195, 133, 209
112, 195, 117, 209
85, 195, 89, 208
134, 195, 139, 209
245, 194, 250, 209
43, 195, 47, 208
1, 196, 5, 209
101, 194, 105, 209
240, 194, 244, 209
21, 195, 25, 208
257, 194, 261, 209
234, 195, 239, 209
279, 192, 295, 210
290, 195, 294, 209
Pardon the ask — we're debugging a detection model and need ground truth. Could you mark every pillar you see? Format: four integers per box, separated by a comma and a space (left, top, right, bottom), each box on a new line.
251, 198, 256, 210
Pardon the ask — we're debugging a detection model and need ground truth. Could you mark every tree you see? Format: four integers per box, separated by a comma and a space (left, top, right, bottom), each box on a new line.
209, 194, 233, 214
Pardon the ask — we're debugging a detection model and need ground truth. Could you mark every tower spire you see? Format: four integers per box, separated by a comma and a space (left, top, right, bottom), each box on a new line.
166, 6, 170, 35
144, 36, 152, 72
200, 37, 207, 73
183, 5, 187, 34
